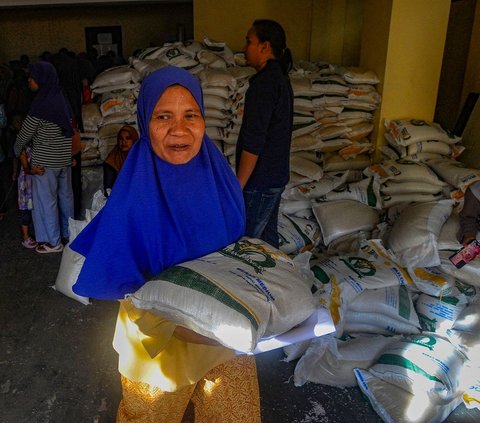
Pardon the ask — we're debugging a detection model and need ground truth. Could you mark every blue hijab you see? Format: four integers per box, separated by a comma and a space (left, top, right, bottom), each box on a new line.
71, 66, 245, 300
28, 61, 73, 137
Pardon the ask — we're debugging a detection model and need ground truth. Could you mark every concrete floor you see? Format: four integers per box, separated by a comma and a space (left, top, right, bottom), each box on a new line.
1, 191, 480, 423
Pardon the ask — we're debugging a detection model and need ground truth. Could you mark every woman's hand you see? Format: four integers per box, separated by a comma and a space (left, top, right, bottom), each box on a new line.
173, 325, 221, 346
31, 165, 45, 176
462, 236, 476, 248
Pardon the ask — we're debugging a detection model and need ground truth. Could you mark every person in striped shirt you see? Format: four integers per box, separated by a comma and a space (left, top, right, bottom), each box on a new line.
14, 61, 74, 254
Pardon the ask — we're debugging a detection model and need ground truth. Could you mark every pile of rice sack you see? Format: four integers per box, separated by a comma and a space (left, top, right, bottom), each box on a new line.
67, 36, 480, 422
281, 120, 480, 421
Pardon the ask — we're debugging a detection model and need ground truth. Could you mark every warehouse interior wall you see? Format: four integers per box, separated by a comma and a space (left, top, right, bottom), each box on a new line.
193, 0, 364, 65
0, 3, 193, 63
360, 0, 451, 156
435, 0, 477, 132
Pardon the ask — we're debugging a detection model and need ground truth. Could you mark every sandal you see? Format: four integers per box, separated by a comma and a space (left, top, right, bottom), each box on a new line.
35, 243, 64, 254
22, 237, 38, 249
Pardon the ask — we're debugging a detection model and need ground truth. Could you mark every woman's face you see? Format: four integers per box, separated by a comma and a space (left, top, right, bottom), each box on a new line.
118, 130, 135, 153
149, 85, 205, 164
244, 27, 265, 71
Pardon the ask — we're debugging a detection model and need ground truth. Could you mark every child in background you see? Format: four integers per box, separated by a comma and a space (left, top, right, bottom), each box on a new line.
18, 146, 39, 249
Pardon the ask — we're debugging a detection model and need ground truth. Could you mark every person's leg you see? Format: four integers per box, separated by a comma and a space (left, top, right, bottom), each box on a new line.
116, 375, 195, 423
57, 166, 74, 241
260, 189, 283, 248
243, 187, 284, 247
191, 355, 261, 423
31, 169, 61, 246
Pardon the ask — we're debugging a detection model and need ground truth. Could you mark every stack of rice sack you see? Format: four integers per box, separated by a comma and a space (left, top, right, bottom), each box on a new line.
364, 158, 449, 210
198, 67, 247, 160
288, 62, 381, 175
90, 65, 140, 163
381, 118, 464, 164
80, 102, 103, 166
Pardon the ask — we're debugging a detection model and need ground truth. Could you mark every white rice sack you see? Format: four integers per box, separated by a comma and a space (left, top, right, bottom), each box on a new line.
386, 200, 454, 268
226, 65, 256, 81
364, 160, 445, 186
294, 333, 401, 388
384, 119, 461, 146
437, 213, 468, 251
196, 49, 227, 69
282, 171, 349, 201
315, 177, 382, 209
408, 266, 457, 297
292, 121, 322, 139
415, 293, 466, 336
285, 172, 312, 191
54, 245, 88, 305
358, 334, 466, 397
461, 371, 480, 411
314, 138, 353, 153
198, 68, 237, 91
81, 103, 103, 132
338, 139, 374, 159
99, 91, 135, 117
311, 81, 349, 96
326, 230, 370, 255
203, 37, 235, 66
315, 125, 351, 140
381, 180, 445, 196
438, 250, 480, 287
446, 303, 480, 358
277, 213, 321, 255
101, 111, 137, 126
349, 285, 420, 329
53, 206, 107, 306
343, 313, 421, 335
380, 145, 401, 161
406, 140, 456, 156
290, 75, 315, 96
127, 238, 316, 353
331, 64, 380, 85
323, 153, 371, 172
311, 239, 413, 332
426, 157, 480, 192
312, 199, 380, 245
290, 133, 327, 153
290, 156, 323, 181
202, 86, 230, 99
279, 199, 312, 216
291, 151, 323, 165
131, 57, 167, 78
203, 94, 230, 111
345, 122, 374, 141
282, 340, 312, 363
382, 192, 444, 209
91, 65, 141, 89
355, 368, 464, 423
153, 44, 199, 68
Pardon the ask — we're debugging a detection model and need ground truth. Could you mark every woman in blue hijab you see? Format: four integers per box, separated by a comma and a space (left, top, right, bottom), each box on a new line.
71, 67, 261, 422
70, 66, 245, 299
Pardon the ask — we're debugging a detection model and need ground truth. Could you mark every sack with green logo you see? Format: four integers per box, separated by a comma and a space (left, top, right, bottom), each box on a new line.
127, 237, 316, 353
355, 334, 466, 397
311, 239, 413, 334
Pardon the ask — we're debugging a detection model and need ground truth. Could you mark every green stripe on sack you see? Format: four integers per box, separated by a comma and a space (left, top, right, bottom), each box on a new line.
376, 353, 443, 384
366, 177, 378, 207
160, 266, 259, 331
398, 285, 411, 320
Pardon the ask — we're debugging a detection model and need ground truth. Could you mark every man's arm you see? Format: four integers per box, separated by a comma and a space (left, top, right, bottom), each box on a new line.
236, 150, 259, 189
